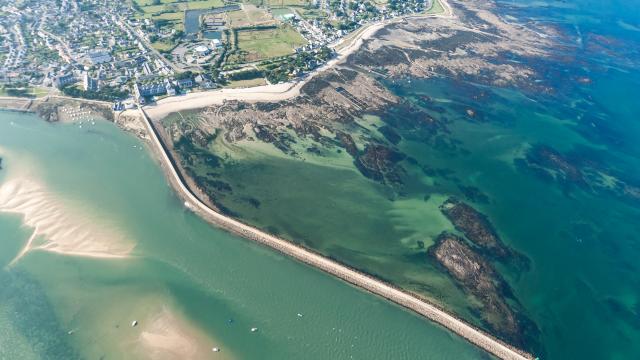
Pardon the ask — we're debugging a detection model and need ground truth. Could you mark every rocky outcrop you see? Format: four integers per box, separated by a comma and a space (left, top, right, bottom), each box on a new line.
354, 144, 406, 185
429, 232, 538, 351
516, 144, 640, 205
521, 144, 585, 185
440, 198, 510, 258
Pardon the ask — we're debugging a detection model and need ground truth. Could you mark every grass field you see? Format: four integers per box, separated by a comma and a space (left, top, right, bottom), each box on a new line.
265, 0, 312, 7
224, 4, 276, 28
134, 0, 226, 30
425, 0, 445, 14
226, 78, 268, 88
0, 87, 50, 98
134, 0, 224, 10
151, 40, 176, 51
236, 25, 306, 62
294, 7, 326, 20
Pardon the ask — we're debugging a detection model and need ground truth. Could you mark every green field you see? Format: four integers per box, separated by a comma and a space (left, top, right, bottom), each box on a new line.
134, 0, 224, 9
295, 7, 327, 20
225, 4, 276, 28
236, 25, 306, 62
227, 77, 268, 88
270, 7, 296, 18
425, 0, 445, 14
266, 0, 312, 7
151, 40, 176, 51
0, 86, 50, 98
243, 0, 312, 7
134, 0, 225, 30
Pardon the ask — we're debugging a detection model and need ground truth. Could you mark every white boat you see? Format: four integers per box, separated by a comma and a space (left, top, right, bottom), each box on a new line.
250, 327, 258, 332
212, 347, 220, 352
131, 320, 138, 327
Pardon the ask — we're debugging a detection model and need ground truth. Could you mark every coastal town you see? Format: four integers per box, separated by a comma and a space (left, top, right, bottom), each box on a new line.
0, 0, 440, 107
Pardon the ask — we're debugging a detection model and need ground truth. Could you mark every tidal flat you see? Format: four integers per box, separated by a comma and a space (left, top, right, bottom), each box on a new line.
160, 0, 640, 358
0, 111, 488, 359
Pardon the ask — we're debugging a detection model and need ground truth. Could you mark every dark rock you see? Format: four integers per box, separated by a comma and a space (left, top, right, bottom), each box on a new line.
440, 198, 529, 271
378, 125, 401, 144
457, 185, 490, 204
336, 131, 358, 157
428, 232, 539, 350
354, 144, 405, 185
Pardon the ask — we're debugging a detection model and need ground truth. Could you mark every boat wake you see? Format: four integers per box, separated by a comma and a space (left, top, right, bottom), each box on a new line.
0, 178, 134, 265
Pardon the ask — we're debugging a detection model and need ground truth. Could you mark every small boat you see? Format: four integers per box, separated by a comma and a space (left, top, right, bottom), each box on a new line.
131, 320, 138, 327
297, 313, 303, 317
212, 347, 220, 352
250, 327, 258, 332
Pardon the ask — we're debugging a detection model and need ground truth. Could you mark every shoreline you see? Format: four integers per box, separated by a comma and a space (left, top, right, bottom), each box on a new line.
143, 1, 454, 120
0, 2, 535, 357
137, 101, 534, 360
0, 1, 453, 121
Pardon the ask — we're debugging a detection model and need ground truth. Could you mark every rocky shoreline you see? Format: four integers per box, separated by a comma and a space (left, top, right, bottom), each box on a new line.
0, 96, 114, 123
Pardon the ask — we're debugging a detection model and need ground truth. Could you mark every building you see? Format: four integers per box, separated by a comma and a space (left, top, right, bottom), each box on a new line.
53, 73, 76, 89
164, 79, 176, 96
88, 50, 112, 65
177, 78, 194, 89
83, 72, 98, 91
194, 45, 210, 57
133, 82, 166, 102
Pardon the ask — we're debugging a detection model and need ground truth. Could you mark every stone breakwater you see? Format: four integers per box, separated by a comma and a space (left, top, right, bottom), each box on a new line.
138, 108, 534, 360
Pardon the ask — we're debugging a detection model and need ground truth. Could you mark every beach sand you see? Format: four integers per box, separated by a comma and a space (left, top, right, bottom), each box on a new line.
0, 177, 134, 264
142, 6, 454, 121
137, 307, 234, 360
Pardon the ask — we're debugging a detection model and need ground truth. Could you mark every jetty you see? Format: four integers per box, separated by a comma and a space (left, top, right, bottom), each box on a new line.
137, 107, 535, 360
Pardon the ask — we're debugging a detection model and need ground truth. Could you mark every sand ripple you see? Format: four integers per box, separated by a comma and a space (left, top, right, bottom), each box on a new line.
0, 178, 134, 264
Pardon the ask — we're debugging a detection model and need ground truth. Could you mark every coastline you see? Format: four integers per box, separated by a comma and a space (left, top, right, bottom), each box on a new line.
0, 0, 454, 121
137, 99, 534, 360
0, 2, 536, 357
143, 0, 454, 120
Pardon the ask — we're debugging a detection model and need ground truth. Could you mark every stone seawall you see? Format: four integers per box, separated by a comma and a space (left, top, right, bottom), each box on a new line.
138, 108, 535, 360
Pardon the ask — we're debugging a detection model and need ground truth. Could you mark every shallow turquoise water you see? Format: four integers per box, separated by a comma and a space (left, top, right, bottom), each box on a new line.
189, 2, 640, 358
0, 111, 487, 359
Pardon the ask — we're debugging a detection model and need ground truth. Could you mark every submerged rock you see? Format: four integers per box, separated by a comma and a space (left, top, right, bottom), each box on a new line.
354, 144, 406, 185
428, 232, 539, 351
440, 198, 509, 258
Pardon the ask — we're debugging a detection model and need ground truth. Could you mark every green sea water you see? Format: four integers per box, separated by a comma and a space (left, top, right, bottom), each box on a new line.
200, 74, 640, 359
0, 111, 488, 359
174, 6, 640, 357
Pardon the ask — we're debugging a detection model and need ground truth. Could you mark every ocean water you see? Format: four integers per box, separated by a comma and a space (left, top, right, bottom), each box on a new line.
179, 1, 640, 359
0, 111, 487, 359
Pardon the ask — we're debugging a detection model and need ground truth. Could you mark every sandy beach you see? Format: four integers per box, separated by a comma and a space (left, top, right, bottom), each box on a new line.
0, 169, 134, 264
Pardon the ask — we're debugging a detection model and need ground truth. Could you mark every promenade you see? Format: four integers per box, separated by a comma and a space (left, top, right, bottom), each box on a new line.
137, 107, 535, 360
